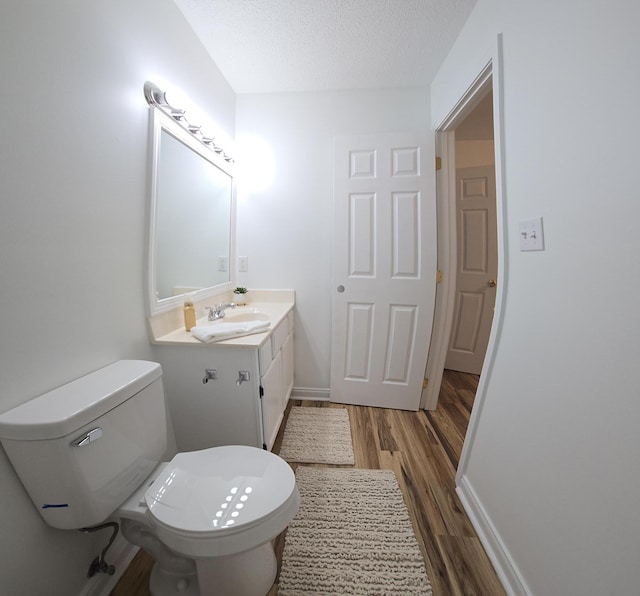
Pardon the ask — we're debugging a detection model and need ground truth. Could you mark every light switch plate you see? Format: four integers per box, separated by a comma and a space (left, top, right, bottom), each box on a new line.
519, 217, 545, 251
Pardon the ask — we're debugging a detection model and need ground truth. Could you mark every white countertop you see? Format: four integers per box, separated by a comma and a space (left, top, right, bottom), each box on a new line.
149, 294, 294, 348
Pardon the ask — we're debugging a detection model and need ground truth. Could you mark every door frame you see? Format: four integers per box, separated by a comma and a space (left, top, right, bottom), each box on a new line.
421, 35, 509, 483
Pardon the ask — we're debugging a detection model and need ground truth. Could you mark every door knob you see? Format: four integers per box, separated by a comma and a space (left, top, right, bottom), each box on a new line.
487, 279, 497, 288
337, 285, 345, 293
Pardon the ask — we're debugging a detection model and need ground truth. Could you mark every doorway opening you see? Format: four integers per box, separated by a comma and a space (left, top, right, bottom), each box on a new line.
426, 87, 497, 469
422, 40, 508, 482
445, 89, 496, 376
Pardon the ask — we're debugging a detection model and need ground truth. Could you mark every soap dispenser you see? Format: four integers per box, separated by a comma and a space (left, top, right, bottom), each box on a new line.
183, 294, 196, 331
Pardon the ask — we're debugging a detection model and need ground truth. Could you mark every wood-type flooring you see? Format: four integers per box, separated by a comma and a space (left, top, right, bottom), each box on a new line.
111, 369, 504, 596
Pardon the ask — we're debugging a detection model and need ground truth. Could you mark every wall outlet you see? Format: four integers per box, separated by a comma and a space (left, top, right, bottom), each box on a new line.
238, 256, 249, 272
218, 256, 228, 271
519, 217, 545, 251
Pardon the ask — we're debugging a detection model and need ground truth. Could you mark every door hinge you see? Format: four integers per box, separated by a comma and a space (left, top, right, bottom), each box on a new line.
435, 157, 442, 171
423, 378, 429, 390
436, 270, 443, 284
259, 386, 264, 398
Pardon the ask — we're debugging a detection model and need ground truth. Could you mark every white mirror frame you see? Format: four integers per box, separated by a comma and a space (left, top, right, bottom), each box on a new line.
146, 107, 236, 316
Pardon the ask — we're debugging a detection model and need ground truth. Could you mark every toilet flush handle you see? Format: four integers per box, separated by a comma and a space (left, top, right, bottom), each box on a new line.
71, 427, 103, 447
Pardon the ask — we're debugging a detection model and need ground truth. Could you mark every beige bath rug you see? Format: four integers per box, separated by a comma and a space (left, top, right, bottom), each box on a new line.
278, 407, 355, 465
278, 467, 432, 595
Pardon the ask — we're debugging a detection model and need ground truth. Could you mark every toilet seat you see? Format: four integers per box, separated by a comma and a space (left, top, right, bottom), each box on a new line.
144, 445, 299, 558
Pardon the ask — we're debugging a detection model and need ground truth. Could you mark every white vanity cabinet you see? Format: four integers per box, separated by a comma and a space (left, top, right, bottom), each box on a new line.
257, 310, 295, 449
154, 309, 294, 453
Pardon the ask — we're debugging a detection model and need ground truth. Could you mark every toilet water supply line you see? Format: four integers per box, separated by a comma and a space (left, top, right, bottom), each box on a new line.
79, 521, 119, 577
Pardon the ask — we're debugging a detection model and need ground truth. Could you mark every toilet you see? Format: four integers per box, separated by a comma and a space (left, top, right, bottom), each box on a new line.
0, 360, 299, 596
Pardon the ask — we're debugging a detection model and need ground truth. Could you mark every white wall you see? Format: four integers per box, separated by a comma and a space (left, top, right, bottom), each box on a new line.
0, 1, 235, 593
432, 1, 640, 594
235, 89, 430, 391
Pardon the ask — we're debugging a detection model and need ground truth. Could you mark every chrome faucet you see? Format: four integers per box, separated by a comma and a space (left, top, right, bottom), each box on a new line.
206, 302, 236, 321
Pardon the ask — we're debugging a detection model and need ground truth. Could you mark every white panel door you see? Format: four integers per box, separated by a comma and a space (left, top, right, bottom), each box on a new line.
330, 132, 437, 410
445, 165, 497, 374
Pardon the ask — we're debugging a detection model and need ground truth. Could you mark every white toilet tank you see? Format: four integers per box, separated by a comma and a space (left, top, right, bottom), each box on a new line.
0, 360, 167, 530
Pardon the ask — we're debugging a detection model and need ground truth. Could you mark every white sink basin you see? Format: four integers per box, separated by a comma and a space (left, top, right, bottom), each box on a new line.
195, 307, 271, 330
215, 308, 270, 324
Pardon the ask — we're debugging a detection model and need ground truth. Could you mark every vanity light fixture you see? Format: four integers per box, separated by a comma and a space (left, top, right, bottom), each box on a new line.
143, 81, 234, 163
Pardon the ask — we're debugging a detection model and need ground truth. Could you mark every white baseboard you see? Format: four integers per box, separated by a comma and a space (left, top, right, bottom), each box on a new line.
78, 535, 139, 596
290, 386, 330, 400
456, 475, 531, 596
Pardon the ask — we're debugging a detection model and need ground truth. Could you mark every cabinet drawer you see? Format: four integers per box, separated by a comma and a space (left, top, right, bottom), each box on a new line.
271, 319, 288, 356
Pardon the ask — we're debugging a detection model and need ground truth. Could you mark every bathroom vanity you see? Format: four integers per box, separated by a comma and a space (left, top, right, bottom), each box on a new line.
143, 100, 295, 452
148, 291, 295, 452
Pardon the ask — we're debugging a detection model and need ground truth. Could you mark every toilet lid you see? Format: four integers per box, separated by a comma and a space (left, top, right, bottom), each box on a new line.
144, 445, 296, 535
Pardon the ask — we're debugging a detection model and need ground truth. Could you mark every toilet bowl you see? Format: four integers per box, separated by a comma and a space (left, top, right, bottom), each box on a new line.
119, 445, 299, 596
0, 360, 299, 596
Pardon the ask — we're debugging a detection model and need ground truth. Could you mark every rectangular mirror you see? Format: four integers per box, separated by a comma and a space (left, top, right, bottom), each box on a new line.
147, 108, 235, 315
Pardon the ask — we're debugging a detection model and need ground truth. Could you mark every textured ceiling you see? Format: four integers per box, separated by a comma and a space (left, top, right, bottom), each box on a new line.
173, 0, 477, 94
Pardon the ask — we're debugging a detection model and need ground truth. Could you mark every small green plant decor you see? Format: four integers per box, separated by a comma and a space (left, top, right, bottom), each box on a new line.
233, 286, 248, 305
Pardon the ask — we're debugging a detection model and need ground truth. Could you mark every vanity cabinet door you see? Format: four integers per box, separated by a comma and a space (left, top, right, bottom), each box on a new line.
260, 351, 283, 451
282, 332, 294, 409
